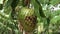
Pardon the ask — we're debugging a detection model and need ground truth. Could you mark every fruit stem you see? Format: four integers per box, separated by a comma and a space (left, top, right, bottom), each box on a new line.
23, 0, 30, 8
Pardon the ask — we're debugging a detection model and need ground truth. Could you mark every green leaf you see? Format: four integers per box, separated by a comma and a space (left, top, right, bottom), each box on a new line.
50, 15, 60, 24
50, 0, 60, 5
4, 6, 12, 15
4, 0, 13, 8
38, 0, 49, 5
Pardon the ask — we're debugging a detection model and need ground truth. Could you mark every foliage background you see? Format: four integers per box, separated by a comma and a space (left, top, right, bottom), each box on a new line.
0, 0, 60, 34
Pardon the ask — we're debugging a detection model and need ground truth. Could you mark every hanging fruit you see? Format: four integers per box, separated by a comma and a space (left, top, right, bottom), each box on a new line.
18, 7, 37, 32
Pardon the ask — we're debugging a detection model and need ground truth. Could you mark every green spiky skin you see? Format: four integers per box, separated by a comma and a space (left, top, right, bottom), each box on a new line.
18, 7, 37, 32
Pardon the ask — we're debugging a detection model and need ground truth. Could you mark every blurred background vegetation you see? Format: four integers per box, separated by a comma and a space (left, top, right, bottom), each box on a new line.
0, 0, 60, 34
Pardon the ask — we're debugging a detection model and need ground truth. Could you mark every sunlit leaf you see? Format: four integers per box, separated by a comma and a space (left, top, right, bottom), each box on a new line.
50, 15, 60, 24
